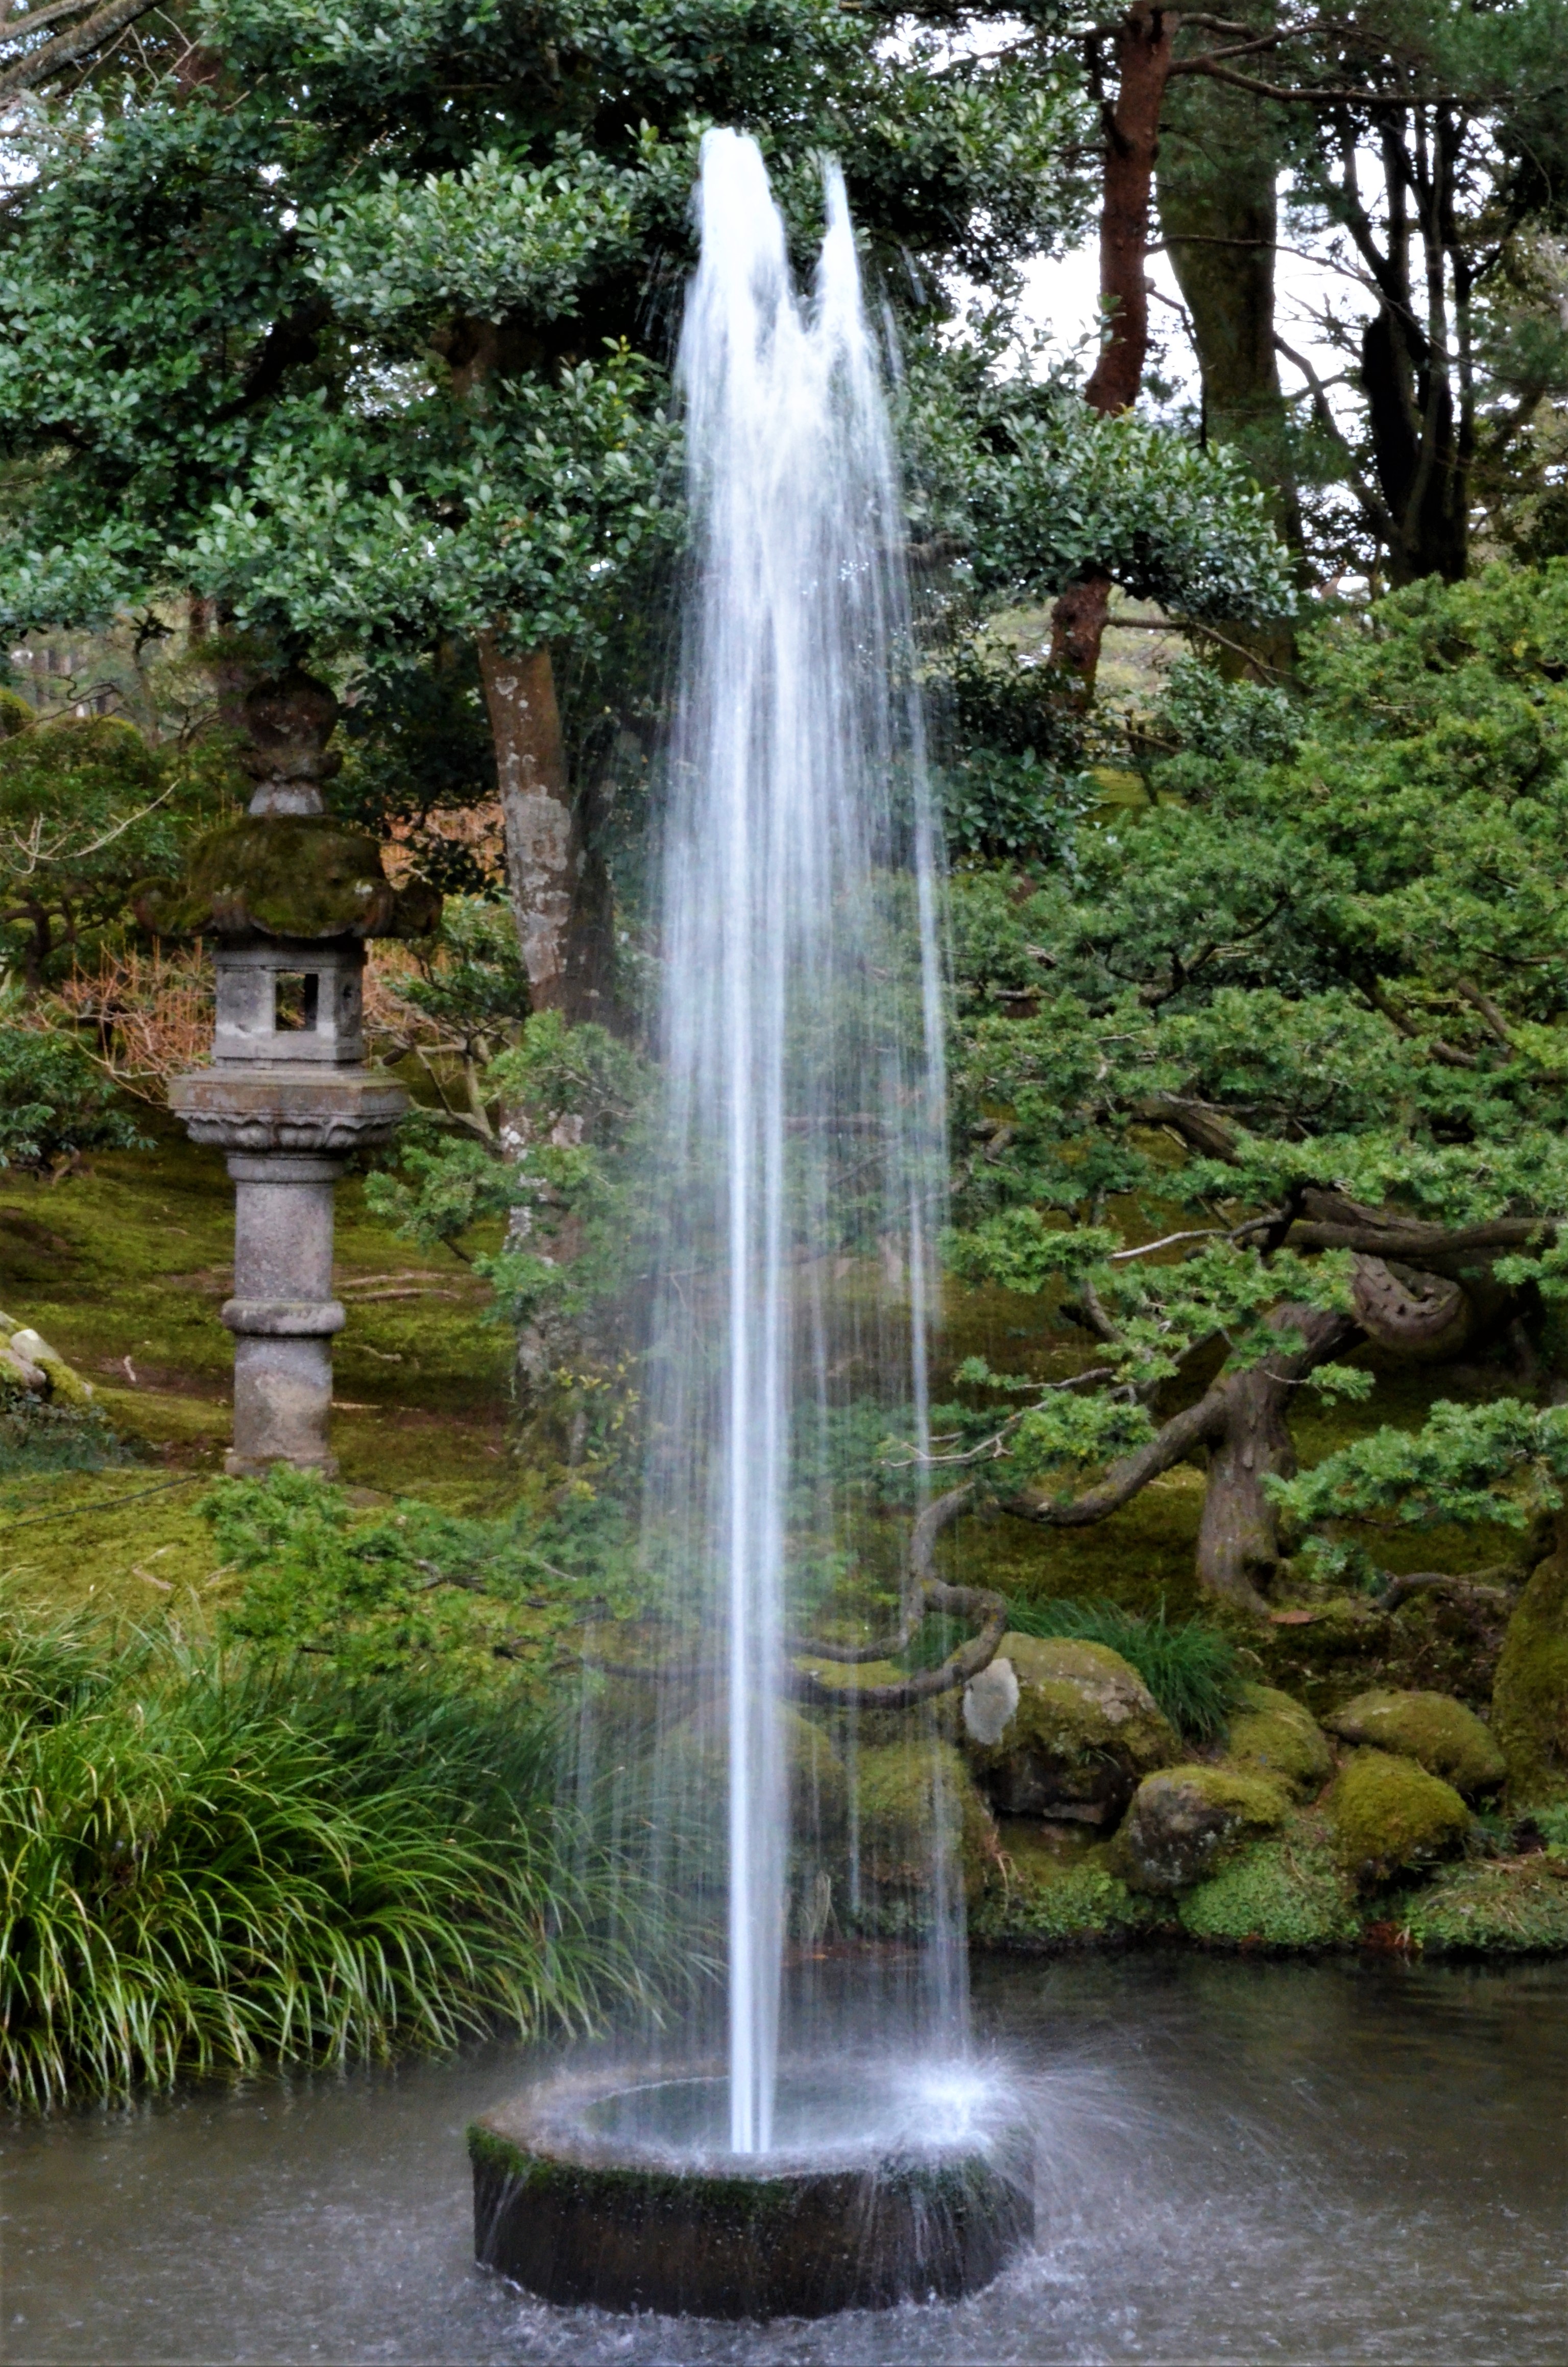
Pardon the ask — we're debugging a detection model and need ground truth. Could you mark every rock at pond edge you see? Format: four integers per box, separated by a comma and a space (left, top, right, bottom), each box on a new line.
1322, 1688, 1504, 1797
1328, 1749, 1470, 1887
963, 1633, 1178, 1828
1112, 1763, 1290, 1895
1492, 1550, 1568, 1809
1225, 1683, 1333, 1798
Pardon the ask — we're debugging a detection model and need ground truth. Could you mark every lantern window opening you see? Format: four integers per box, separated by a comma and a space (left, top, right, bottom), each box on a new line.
275, 972, 320, 1033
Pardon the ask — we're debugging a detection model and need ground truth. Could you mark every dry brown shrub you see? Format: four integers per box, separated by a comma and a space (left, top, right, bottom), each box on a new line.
45, 939, 468, 1105
51, 945, 213, 1099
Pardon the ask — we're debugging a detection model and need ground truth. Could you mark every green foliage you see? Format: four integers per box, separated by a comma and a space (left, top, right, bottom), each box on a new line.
1272, 1402, 1568, 1587
0, 1592, 657, 2109
1001, 1595, 1239, 1741
0, 713, 233, 989
0, 0, 1084, 671
905, 328, 1296, 629
208, 1466, 635, 1685
1146, 653, 1301, 769
970, 1844, 1161, 1949
932, 643, 1095, 867
367, 1010, 649, 1402
0, 1390, 133, 1479
0, 1021, 146, 1172
1402, 1856, 1568, 1954
334, 659, 501, 898
366, 898, 533, 1125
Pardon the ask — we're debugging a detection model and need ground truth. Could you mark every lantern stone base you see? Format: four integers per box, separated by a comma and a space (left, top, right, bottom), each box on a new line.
170, 1068, 407, 1476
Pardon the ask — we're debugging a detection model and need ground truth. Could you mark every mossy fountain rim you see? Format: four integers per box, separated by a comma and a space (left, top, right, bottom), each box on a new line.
469, 2064, 1034, 2320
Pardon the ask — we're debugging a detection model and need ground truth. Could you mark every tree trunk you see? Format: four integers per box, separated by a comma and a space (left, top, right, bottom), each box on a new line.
1195, 1305, 1360, 1611
1156, 48, 1299, 676
1048, 572, 1114, 684
476, 634, 615, 1024
1196, 1360, 1302, 1611
1349, 121, 1468, 585
1049, 4, 1176, 695
453, 313, 618, 1029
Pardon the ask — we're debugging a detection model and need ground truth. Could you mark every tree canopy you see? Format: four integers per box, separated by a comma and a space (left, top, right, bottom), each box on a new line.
0, 0, 1300, 1013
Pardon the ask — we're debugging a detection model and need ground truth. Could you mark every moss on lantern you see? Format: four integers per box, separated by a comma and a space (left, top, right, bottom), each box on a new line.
133, 814, 440, 942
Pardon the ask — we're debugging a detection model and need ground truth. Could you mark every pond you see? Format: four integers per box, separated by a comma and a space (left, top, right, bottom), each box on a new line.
5, 1954, 1564, 2364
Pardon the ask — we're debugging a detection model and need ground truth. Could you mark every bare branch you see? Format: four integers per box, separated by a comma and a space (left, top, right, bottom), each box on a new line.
0, 0, 160, 101
1455, 976, 1514, 1050
1379, 1568, 1522, 1613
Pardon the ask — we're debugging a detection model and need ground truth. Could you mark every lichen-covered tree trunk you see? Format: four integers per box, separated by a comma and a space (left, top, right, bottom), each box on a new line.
475, 634, 615, 1025
1156, 48, 1300, 676
1196, 1360, 1303, 1611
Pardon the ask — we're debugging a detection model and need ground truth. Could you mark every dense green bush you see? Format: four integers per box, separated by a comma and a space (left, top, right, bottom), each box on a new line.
940, 561, 1568, 1613
0, 1595, 656, 2109
0, 1021, 145, 1173
209, 1466, 634, 1687
0, 1391, 134, 1479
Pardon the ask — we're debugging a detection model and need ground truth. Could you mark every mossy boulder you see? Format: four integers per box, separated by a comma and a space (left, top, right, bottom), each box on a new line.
1402, 1854, 1568, 1953
1225, 1683, 1334, 1799
850, 1739, 998, 1906
1111, 1763, 1290, 1895
962, 1633, 1178, 1827
1492, 1551, 1568, 1808
663, 1706, 849, 1837
134, 814, 440, 942
1322, 1688, 1505, 1798
1327, 1749, 1470, 1887
970, 1833, 1165, 1951
0, 1340, 44, 1397
1178, 1819, 1359, 1950
3, 1319, 93, 1406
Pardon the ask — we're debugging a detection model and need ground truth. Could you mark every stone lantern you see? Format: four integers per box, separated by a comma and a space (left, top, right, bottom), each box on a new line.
137, 670, 439, 1476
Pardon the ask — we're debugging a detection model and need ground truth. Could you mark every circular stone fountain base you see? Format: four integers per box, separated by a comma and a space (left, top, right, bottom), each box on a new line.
470, 2068, 1033, 2319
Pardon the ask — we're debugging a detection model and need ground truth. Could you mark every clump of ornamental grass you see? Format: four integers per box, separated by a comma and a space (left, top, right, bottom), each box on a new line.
0, 1598, 666, 2110
1002, 1595, 1240, 1742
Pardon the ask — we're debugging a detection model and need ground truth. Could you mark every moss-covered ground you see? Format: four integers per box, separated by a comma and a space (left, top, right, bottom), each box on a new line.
2, 1112, 512, 1625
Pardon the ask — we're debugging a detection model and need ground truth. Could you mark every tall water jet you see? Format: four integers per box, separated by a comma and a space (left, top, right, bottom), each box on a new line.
656, 125, 946, 2153
472, 131, 1029, 2318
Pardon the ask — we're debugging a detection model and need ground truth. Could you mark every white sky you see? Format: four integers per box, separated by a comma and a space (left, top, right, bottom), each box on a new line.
1013, 212, 1373, 433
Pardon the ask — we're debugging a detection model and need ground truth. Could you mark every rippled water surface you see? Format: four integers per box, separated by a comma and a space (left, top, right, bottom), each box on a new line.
6, 1954, 1564, 2363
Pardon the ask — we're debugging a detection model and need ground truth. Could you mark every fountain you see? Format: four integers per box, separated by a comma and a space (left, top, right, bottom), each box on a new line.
471, 130, 1029, 2317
